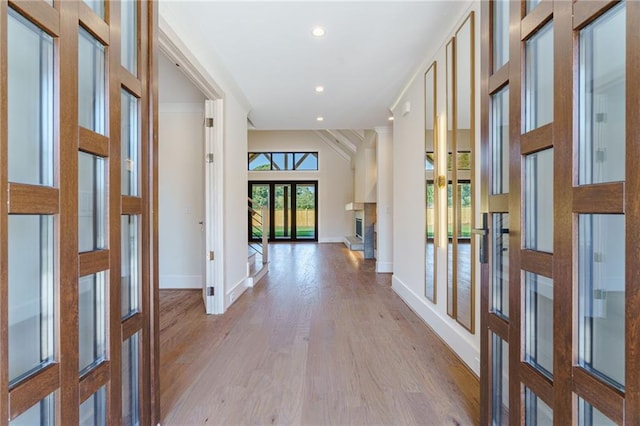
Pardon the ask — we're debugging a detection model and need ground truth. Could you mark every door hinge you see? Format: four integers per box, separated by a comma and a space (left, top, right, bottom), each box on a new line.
205, 117, 214, 127
207, 287, 215, 296
206, 153, 214, 163
209, 251, 215, 261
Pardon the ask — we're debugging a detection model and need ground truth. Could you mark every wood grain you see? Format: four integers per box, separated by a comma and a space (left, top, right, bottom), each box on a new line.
8, 363, 59, 420
572, 367, 623, 425
8, 183, 59, 214
521, 123, 553, 155
520, 0, 553, 41
0, 1, 8, 422
573, 0, 619, 30
78, 0, 109, 46
122, 195, 143, 215
488, 64, 508, 95
78, 249, 110, 277
573, 182, 624, 214
8, 0, 59, 37
160, 244, 480, 425
79, 127, 109, 157
519, 362, 553, 406
79, 360, 110, 403
520, 250, 553, 278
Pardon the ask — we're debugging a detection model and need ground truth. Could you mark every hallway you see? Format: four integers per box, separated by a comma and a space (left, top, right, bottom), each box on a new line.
160, 243, 479, 425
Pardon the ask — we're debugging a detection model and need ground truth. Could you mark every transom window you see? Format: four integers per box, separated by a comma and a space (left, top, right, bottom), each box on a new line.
248, 152, 318, 171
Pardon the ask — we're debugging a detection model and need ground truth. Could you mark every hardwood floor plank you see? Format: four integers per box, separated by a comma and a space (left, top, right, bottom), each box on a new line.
160, 243, 479, 425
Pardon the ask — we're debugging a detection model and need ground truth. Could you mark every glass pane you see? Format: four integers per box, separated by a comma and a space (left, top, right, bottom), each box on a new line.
274, 184, 292, 239
524, 272, 553, 378
491, 86, 509, 194
457, 181, 472, 329
493, 0, 509, 71
121, 0, 138, 75
79, 28, 106, 135
80, 386, 107, 426
83, 0, 104, 19
250, 184, 269, 240
295, 184, 315, 239
491, 334, 509, 426
79, 272, 106, 374
248, 153, 271, 171
492, 214, 509, 318
122, 215, 140, 318
425, 152, 435, 171
8, 215, 54, 384
578, 214, 625, 389
578, 3, 626, 185
457, 152, 471, 170
524, 387, 553, 425
426, 182, 435, 302
524, 148, 553, 253
272, 153, 293, 171
78, 152, 107, 253
10, 392, 54, 426
526, 0, 541, 15
578, 397, 617, 426
7, 9, 54, 186
525, 22, 554, 132
447, 180, 454, 316
122, 90, 140, 196
294, 152, 318, 170
122, 333, 141, 426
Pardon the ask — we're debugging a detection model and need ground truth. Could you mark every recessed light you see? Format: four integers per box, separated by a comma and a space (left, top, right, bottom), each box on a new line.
316, 116, 324, 122
315, 86, 324, 93
388, 116, 394, 121
312, 26, 325, 37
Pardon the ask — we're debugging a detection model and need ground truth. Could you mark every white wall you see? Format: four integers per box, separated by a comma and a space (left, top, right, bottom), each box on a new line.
375, 127, 393, 273
158, 103, 205, 289
248, 130, 353, 242
354, 130, 377, 203
390, 1, 481, 376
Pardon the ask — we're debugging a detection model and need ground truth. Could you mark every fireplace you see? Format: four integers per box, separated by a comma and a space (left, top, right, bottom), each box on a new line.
355, 218, 363, 240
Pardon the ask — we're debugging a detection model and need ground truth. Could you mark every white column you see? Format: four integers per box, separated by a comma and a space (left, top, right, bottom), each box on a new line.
375, 126, 393, 273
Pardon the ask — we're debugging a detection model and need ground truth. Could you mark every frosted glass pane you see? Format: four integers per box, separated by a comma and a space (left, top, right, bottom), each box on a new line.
10, 393, 54, 426
79, 28, 106, 135
79, 272, 106, 374
525, 272, 553, 378
492, 214, 509, 318
83, 0, 104, 19
579, 3, 626, 185
122, 333, 140, 426
122, 90, 140, 196
8, 9, 54, 186
525, 23, 554, 132
491, 334, 509, 425
578, 397, 616, 426
491, 86, 509, 194
80, 386, 107, 426
8, 215, 54, 384
121, 0, 138, 75
524, 149, 553, 253
578, 214, 625, 389
525, 387, 553, 426
122, 215, 140, 318
493, 0, 509, 71
78, 152, 107, 253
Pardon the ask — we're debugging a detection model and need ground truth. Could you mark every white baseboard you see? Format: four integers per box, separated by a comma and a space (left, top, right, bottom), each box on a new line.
376, 261, 393, 273
159, 274, 202, 289
225, 278, 248, 309
319, 237, 344, 243
392, 275, 480, 376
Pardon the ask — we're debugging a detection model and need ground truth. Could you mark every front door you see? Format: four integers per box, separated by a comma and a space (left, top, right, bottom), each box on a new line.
480, 1, 639, 424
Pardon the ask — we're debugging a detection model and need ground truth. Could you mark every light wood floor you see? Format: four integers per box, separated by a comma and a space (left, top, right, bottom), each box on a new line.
160, 243, 479, 425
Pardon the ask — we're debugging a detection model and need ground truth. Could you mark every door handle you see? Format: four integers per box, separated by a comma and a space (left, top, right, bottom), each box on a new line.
474, 213, 489, 264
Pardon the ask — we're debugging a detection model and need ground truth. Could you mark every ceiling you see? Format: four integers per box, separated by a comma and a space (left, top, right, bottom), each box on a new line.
158, 1, 469, 130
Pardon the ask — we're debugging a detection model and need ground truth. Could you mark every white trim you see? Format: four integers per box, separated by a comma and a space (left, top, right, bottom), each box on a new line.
392, 274, 480, 376
313, 130, 352, 162
319, 237, 345, 243
159, 275, 202, 289
158, 17, 223, 101
226, 277, 248, 309
374, 126, 393, 135
376, 261, 393, 273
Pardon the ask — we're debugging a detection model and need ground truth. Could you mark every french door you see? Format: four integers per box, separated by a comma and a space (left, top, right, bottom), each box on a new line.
480, 1, 639, 424
249, 181, 318, 242
0, 1, 158, 424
